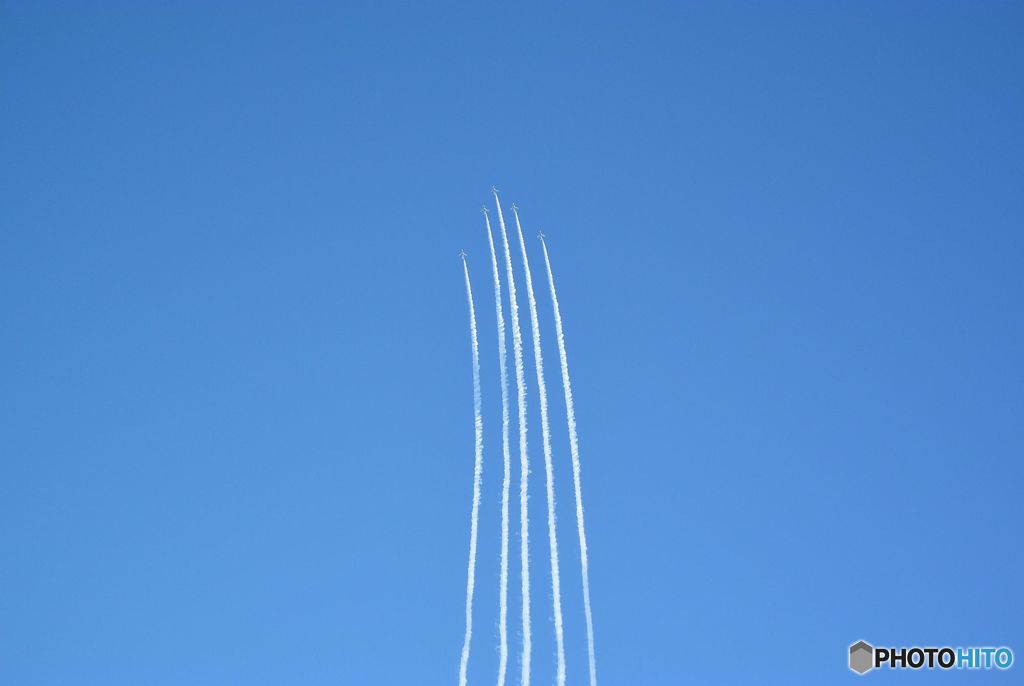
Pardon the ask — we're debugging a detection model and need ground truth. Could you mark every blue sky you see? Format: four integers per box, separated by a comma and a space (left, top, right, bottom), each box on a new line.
2, 2, 1021, 684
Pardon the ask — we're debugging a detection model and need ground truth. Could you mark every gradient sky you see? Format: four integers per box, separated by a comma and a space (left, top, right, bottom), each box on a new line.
2, 2, 1022, 684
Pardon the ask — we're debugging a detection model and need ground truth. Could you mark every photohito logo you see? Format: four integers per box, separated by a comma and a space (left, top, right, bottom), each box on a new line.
849, 640, 1014, 675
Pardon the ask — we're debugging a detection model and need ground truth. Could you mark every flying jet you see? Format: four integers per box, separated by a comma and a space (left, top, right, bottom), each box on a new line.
538, 231, 546, 239
491, 185, 500, 195
458, 249, 467, 259
511, 203, 518, 211
481, 206, 488, 215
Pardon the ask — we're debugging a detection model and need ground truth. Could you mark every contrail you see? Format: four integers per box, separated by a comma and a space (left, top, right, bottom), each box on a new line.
512, 204, 566, 686
492, 189, 531, 686
540, 236, 598, 686
484, 209, 512, 686
458, 255, 484, 686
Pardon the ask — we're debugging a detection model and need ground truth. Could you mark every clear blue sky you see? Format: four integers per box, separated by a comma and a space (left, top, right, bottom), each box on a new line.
2, 2, 1021, 684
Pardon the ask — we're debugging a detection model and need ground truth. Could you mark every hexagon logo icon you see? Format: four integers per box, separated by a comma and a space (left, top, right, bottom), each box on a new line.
849, 640, 874, 675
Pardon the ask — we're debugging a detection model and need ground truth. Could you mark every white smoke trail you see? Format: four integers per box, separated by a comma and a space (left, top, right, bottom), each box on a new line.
493, 191, 531, 686
540, 237, 598, 686
458, 256, 484, 686
511, 205, 566, 686
484, 210, 512, 686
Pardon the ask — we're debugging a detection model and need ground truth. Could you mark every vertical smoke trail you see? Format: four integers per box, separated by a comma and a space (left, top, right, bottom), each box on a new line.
540, 237, 598, 686
484, 210, 512, 686
492, 190, 531, 686
458, 256, 484, 686
511, 205, 566, 686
